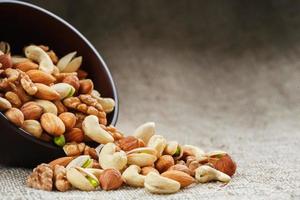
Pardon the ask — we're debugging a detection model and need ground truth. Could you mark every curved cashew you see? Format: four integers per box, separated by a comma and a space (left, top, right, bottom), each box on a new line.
183, 145, 205, 160
66, 167, 99, 191
127, 147, 157, 167
97, 97, 115, 113
90, 90, 115, 113
133, 122, 155, 144
24, 45, 54, 74
66, 155, 93, 170
122, 165, 145, 187
144, 172, 180, 194
195, 165, 231, 183
35, 100, 58, 115
98, 143, 127, 170
57, 51, 82, 73
147, 135, 167, 157
82, 115, 114, 144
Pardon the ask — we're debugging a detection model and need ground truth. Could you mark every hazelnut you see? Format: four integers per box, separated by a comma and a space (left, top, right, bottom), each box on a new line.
208, 154, 236, 177
5, 108, 24, 127
64, 128, 84, 143
59, 112, 76, 131
155, 155, 175, 173
77, 69, 88, 80
20, 101, 43, 120
0, 53, 12, 69
79, 79, 93, 94
41, 113, 65, 136
99, 169, 123, 190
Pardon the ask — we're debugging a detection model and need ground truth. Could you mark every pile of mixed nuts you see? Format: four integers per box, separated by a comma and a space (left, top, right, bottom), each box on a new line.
0, 42, 236, 194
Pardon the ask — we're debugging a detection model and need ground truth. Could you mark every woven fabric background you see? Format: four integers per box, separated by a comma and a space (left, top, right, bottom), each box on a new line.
1, 1, 300, 199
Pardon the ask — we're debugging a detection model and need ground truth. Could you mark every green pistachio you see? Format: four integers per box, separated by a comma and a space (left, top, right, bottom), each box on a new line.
54, 135, 65, 147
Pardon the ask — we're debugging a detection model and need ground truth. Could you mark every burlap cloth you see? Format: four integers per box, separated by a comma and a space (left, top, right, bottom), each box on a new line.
1, 1, 300, 199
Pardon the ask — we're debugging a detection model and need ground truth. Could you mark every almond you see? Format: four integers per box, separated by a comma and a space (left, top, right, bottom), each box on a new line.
34, 83, 60, 100
14, 61, 39, 72
64, 128, 84, 143
22, 120, 43, 138
41, 113, 65, 136
20, 101, 43, 120
5, 108, 24, 127
26, 70, 56, 85
48, 156, 74, 168
5, 91, 22, 108
161, 170, 195, 188
141, 166, 159, 176
0, 97, 12, 111
59, 112, 76, 131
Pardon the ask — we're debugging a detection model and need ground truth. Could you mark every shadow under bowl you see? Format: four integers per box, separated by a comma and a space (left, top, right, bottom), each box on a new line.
0, 0, 119, 168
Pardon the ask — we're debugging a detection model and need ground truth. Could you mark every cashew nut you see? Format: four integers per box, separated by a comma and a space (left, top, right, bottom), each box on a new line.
127, 147, 157, 167
66, 167, 99, 191
82, 115, 114, 144
24, 45, 54, 74
122, 165, 145, 187
91, 90, 115, 113
133, 122, 155, 144
183, 145, 205, 160
98, 143, 127, 170
66, 155, 93, 170
144, 172, 180, 194
57, 51, 82, 73
35, 100, 58, 115
195, 165, 231, 183
147, 135, 167, 157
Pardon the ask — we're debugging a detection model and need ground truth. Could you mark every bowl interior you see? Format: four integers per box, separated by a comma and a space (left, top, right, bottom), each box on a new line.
0, 1, 118, 149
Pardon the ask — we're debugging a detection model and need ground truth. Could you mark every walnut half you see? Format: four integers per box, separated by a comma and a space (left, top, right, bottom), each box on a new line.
26, 163, 53, 191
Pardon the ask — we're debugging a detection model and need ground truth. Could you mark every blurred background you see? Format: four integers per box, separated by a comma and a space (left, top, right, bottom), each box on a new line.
22, 0, 300, 146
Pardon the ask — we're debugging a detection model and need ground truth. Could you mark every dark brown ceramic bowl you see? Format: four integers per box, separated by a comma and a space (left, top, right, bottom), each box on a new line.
0, 1, 118, 168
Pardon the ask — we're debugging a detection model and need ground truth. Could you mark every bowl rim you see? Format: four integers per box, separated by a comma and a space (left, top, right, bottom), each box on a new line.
0, 0, 119, 150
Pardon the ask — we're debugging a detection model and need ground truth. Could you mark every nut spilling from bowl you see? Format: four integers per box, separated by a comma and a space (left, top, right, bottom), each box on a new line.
26, 123, 237, 194
0, 42, 237, 194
